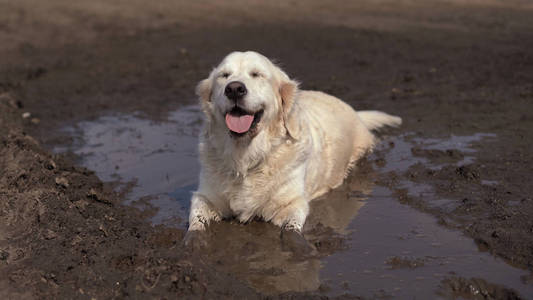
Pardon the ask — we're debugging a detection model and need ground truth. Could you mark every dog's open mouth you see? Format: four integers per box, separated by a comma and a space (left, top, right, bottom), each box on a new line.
225, 106, 263, 137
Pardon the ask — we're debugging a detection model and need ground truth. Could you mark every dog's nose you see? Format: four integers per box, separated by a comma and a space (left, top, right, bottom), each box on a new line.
224, 81, 247, 101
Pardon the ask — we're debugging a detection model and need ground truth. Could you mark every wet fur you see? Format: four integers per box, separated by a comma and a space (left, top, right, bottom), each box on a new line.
188, 51, 401, 232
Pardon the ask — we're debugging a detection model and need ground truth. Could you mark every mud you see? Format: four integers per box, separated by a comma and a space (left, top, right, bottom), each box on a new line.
1, 0, 533, 299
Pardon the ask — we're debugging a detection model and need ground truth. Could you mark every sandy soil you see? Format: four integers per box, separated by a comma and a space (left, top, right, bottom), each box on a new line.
1, 0, 533, 298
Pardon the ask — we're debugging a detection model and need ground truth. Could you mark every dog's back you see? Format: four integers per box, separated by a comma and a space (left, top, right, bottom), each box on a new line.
295, 90, 401, 200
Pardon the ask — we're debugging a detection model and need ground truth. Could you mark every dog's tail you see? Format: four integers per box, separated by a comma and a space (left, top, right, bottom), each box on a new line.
358, 110, 402, 131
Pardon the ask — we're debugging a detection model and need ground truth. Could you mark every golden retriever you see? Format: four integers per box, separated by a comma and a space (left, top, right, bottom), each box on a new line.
188, 51, 401, 235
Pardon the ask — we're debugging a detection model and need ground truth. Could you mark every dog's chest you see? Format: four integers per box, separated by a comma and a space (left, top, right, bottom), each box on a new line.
204, 138, 304, 219
215, 167, 277, 219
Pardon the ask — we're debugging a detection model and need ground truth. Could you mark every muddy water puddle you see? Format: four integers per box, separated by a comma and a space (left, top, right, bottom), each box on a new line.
54, 106, 201, 225
54, 106, 532, 298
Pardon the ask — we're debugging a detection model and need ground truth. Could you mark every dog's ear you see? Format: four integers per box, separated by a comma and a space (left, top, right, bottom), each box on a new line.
195, 77, 215, 120
195, 78, 212, 103
279, 78, 300, 139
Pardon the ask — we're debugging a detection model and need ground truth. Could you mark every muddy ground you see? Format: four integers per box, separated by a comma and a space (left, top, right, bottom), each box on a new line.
1, 0, 533, 299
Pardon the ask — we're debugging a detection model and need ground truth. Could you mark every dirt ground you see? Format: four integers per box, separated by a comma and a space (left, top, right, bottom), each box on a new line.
1, 0, 533, 298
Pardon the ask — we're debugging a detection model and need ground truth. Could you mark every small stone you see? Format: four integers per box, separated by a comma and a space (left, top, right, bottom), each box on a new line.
71, 235, 83, 246
31, 118, 40, 124
44, 229, 58, 240
87, 188, 99, 200
98, 224, 108, 237
55, 177, 69, 188
74, 200, 89, 211
46, 160, 57, 170
0, 250, 9, 261
22, 112, 31, 119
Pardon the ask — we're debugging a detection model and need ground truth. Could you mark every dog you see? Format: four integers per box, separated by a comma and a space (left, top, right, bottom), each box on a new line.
187, 51, 401, 237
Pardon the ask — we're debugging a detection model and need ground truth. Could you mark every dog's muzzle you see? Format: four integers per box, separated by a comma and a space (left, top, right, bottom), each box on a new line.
224, 81, 247, 101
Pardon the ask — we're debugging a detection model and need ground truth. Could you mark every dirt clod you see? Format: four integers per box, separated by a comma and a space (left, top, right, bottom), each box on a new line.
439, 277, 522, 300
54, 176, 69, 188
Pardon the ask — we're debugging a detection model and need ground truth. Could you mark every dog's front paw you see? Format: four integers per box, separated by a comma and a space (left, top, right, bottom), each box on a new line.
183, 230, 209, 252
280, 229, 314, 257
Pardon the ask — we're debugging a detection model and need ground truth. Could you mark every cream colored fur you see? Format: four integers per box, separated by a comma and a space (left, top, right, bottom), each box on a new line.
188, 51, 401, 232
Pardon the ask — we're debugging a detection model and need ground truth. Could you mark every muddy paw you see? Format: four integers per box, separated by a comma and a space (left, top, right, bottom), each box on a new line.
280, 229, 314, 257
183, 230, 209, 252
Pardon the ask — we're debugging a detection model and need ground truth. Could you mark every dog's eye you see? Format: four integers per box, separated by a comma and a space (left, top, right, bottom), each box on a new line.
220, 72, 231, 78
250, 71, 261, 78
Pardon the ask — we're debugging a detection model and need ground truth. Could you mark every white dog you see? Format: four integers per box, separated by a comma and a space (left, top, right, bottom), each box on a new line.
188, 51, 401, 235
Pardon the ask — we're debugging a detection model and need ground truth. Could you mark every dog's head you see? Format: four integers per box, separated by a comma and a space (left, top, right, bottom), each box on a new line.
196, 51, 300, 141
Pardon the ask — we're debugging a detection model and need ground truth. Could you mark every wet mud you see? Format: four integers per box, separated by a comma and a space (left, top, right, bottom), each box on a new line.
51, 108, 533, 298
2, 0, 533, 299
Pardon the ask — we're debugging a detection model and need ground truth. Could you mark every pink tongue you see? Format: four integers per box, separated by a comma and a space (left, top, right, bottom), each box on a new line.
225, 113, 254, 133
